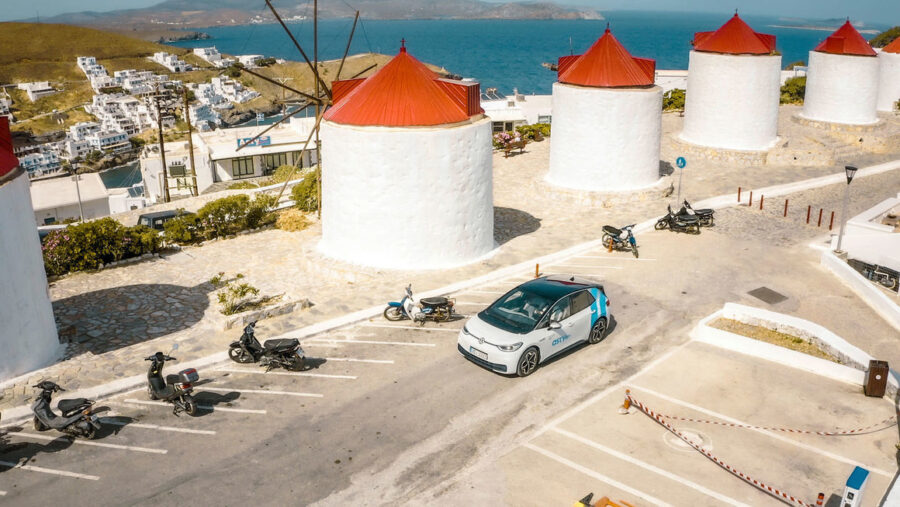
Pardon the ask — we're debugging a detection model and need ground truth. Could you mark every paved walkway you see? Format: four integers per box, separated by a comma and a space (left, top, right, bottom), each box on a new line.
2, 106, 899, 409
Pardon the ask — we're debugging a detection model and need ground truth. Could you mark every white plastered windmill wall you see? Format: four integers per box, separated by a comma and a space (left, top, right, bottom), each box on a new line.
680, 51, 781, 150
547, 83, 661, 191
319, 118, 494, 269
0, 121, 60, 380
876, 51, 900, 112
802, 51, 880, 124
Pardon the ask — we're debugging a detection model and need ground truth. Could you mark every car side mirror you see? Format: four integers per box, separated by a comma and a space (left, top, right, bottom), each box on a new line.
548, 321, 561, 330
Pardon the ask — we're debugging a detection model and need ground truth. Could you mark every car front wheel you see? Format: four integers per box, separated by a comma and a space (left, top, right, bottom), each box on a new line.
516, 347, 540, 377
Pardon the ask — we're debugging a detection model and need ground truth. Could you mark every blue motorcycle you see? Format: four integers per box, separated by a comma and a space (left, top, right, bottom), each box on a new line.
384, 285, 455, 325
602, 224, 639, 258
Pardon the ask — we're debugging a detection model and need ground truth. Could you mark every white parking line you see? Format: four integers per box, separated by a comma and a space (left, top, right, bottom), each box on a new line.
629, 385, 894, 478
101, 416, 216, 435
7, 432, 167, 454
453, 302, 486, 306
0, 490, 5, 495
552, 428, 748, 506
0, 460, 100, 480
547, 264, 624, 270
575, 255, 657, 261
216, 367, 356, 380
122, 399, 267, 415
361, 323, 461, 332
324, 357, 394, 364
304, 339, 436, 348
523, 443, 670, 506
201, 386, 324, 398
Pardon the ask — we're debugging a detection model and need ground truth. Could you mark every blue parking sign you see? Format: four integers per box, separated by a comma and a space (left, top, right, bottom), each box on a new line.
676, 157, 686, 169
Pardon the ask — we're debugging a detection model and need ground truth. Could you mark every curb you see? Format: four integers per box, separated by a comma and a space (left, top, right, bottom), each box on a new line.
820, 250, 900, 332
4, 160, 899, 424
690, 305, 900, 397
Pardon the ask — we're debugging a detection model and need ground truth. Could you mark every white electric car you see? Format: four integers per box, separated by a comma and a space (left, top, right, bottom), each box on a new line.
457, 275, 611, 377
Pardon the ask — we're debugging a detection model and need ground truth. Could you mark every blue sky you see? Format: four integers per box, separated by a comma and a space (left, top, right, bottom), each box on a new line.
1, 0, 898, 24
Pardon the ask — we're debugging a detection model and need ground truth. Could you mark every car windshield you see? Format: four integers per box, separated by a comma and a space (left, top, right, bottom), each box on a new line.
479, 288, 555, 334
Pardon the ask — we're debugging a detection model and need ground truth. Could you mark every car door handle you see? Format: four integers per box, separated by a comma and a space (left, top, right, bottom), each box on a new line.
564, 322, 574, 328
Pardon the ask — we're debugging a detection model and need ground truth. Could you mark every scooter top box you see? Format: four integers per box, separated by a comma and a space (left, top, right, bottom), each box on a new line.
178, 368, 199, 383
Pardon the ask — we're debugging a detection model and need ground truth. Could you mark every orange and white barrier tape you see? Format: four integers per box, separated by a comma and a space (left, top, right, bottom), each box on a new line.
624, 390, 814, 507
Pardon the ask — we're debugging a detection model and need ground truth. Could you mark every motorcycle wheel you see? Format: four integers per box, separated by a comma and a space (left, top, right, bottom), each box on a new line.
440, 308, 452, 322
704, 216, 714, 227
147, 384, 158, 401
879, 276, 899, 290
228, 346, 254, 364
82, 426, 97, 440
286, 356, 305, 371
183, 396, 198, 417
654, 219, 667, 230
383, 306, 404, 321
33, 416, 48, 432
631, 244, 639, 259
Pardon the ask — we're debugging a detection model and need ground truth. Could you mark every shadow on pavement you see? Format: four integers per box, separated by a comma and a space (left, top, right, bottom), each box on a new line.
192, 391, 241, 417
0, 425, 75, 470
494, 207, 541, 246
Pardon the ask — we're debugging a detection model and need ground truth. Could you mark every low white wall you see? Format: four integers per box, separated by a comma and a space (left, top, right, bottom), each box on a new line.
320, 117, 494, 269
821, 250, 900, 332
802, 51, 879, 125
680, 51, 781, 151
0, 170, 60, 380
876, 52, 900, 112
33, 197, 109, 225
546, 83, 662, 191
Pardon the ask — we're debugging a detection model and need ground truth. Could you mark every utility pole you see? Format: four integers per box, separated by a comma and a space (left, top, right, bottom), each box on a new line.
274, 77, 294, 117
182, 89, 199, 197
314, 0, 322, 219
153, 88, 171, 203
72, 165, 84, 222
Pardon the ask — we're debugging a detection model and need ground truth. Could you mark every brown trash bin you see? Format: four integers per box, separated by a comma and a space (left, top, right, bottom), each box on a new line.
864, 360, 889, 397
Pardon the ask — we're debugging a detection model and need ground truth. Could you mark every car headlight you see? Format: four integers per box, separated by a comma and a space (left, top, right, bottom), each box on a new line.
498, 342, 523, 352
462, 324, 474, 337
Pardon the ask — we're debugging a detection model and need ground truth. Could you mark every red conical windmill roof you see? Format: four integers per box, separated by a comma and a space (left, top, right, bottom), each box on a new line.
557, 28, 655, 87
693, 14, 776, 55
813, 21, 876, 56
883, 36, 900, 54
325, 45, 479, 127
0, 117, 19, 179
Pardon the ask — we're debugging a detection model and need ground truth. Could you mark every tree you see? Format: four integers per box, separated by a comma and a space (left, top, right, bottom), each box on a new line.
784, 60, 806, 70
780, 76, 806, 104
870, 26, 900, 48
662, 89, 685, 111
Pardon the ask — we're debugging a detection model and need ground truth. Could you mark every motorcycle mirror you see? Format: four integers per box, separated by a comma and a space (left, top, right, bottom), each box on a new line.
170, 343, 180, 353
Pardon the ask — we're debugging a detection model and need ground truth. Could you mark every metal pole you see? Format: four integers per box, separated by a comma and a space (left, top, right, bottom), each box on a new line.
314, 0, 322, 219
836, 182, 851, 253
155, 94, 170, 203
183, 90, 199, 197
676, 167, 683, 207
73, 168, 84, 222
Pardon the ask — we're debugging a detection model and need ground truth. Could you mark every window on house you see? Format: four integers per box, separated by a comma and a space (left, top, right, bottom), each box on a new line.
263, 153, 288, 174
232, 156, 254, 178
168, 164, 186, 177
538, 115, 552, 124
492, 122, 504, 133
291, 151, 305, 168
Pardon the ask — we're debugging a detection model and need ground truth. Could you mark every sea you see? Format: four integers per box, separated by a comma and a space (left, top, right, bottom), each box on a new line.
169, 11, 891, 96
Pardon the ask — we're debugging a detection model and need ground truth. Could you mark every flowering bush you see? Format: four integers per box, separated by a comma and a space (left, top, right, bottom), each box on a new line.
42, 218, 161, 277
492, 131, 514, 149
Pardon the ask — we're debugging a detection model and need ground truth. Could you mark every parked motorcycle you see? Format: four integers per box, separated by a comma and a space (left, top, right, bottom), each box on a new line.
31, 381, 101, 439
680, 200, 715, 227
862, 264, 899, 291
384, 284, 455, 325
655, 205, 701, 234
602, 224, 639, 258
145, 344, 199, 416
228, 321, 306, 371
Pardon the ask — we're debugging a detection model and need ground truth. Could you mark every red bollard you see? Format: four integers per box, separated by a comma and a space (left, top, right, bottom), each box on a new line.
535, 263, 540, 278
759, 195, 764, 210
749, 191, 753, 207
829, 211, 835, 230
783, 199, 789, 217
738, 187, 742, 203
817, 208, 823, 227
815, 493, 824, 506
806, 205, 812, 224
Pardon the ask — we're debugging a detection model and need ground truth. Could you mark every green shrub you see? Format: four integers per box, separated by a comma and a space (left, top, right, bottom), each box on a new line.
515, 123, 551, 140
870, 26, 900, 48
217, 281, 260, 315
197, 194, 251, 238
780, 76, 806, 104
291, 173, 319, 212
246, 194, 277, 229
163, 212, 201, 244
783, 60, 805, 70
662, 89, 685, 111
164, 194, 276, 244
41, 218, 161, 277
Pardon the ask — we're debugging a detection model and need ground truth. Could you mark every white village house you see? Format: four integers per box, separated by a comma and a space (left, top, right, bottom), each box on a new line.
16, 81, 57, 102
876, 38, 900, 113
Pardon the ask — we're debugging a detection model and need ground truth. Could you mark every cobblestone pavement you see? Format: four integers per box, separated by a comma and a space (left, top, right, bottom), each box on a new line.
2, 106, 898, 410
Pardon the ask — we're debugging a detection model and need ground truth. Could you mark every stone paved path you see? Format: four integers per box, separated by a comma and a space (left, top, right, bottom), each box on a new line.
2, 106, 899, 410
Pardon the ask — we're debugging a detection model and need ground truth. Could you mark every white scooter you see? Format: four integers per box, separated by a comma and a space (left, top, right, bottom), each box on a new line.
383, 284, 455, 325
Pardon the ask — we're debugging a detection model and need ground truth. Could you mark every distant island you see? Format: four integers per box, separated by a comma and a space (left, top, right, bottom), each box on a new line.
769, 24, 880, 35
22, 0, 603, 40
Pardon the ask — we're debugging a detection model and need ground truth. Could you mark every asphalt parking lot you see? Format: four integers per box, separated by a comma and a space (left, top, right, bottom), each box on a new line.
2, 224, 898, 505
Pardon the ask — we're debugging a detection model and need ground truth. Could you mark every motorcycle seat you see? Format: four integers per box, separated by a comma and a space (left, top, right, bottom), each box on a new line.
602, 225, 622, 236
166, 374, 182, 385
693, 208, 714, 216
264, 338, 299, 351
57, 398, 90, 413
420, 296, 449, 307
678, 214, 700, 223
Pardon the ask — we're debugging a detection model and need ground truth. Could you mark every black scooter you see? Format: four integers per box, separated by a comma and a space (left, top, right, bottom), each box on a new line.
31, 381, 102, 439
601, 224, 639, 258
146, 344, 199, 416
680, 200, 715, 227
228, 321, 306, 371
655, 205, 701, 234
